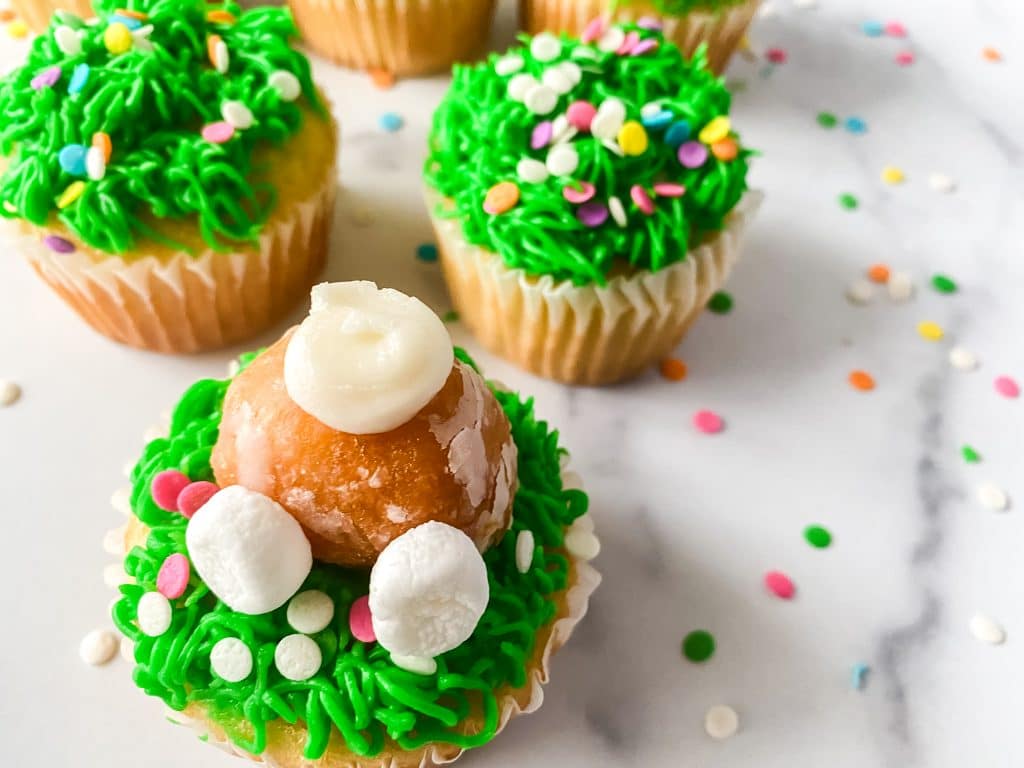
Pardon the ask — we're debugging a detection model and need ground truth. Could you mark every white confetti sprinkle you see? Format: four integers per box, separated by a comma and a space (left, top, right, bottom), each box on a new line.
79, 629, 118, 666
54, 25, 82, 56
530, 32, 561, 62
494, 54, 524, 76
571, 513, 595, 533
211, 637, 254, 681
542, 66, 573, 94
524, 84, 558, 115
565, 528, 600, 560
705, 704, 740, 739
609, 196, 627, 227
845, 279, 875, 305
517, 157, 549, 184
0, 379, 21, 406
640, 101, 662, 119
597, 26, 625, 53
110, 486, 132, 515
211, 38, 229, 74
221, 100, 254, 130
546, 145, 579, 177
103, 562, 130, 588
274, 634, 322, 681
591, 101, 625, 139
102, 526, 125, 555
286, 590, 335, 634
928, 173, 956, 193
86, 146, 106, 181
268, 70, 301, 101
137, 592, 172, 637
887, 271, 915, 302
515, 530, 535, 574
977, 483, 1009, 512
507, 73, 539, 102
601, 138, 625, 157
556, 60, 581, 86
550, 114, 575, 144
969, 614, 1006, 645
390, 653, 437, 675
948, 346, 979, 371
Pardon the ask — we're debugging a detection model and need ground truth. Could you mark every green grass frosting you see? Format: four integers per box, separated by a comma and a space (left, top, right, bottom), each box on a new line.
618, 0, 748, 15
425, 25, 752, 286
112, 350, 587, 760
0, 0, 319, 254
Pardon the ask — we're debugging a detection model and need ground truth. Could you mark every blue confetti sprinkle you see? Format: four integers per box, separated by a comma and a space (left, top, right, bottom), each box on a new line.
379, 112, 403, 133
416, 243, 438, 263
861, 20, 884, 36
844, 116, 868, 134
851, 663, 870, 690
664, 120, 691, 148
57, 144, 88, 176
110, 13, 143, 29
68, 63, 90, 95
640, 110, 673, 130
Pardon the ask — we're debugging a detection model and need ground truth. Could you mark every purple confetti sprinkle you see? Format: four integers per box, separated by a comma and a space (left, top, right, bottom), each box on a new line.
531, 121, 553, 150
43, 235, 75, 254
677, 141, 708, 169
637, 15, 663, 30
577, 200, 609, 228
631, 39, 659, 56
31, 66, 62, 90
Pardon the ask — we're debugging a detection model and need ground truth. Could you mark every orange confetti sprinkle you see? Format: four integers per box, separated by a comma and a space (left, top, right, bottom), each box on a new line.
92, 131, 112, 163
368, 69, 395, 89
867, 264, 890, 284
206, 9, 236, 23
0, 8, 16, 21
483, 182, 520, 215
982, 46, 1002, 62
660, 358, 688, 381
848, 370, 876, 391
114, 7, 148, 18
711, 138, 738, 161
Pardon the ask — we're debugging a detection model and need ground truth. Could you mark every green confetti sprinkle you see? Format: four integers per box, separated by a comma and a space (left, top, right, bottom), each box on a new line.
839, 193, 859, 210
682, 630, 716, 663
442, 310, 460, 323
817, 111, 838, 128
707, 291, 734, 314
961, 444, 981, 463
416, 243, 438, 262
804, 524, 833, 549
931, 274, 958, 294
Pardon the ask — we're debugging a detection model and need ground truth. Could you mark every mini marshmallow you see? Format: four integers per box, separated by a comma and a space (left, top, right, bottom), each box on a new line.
369, 522, 489, 661
186, 485, 312, 615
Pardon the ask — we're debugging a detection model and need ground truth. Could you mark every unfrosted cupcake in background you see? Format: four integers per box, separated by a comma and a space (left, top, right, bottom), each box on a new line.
0, 0, 337, 353
288, 0, 496, 77
108, 281, 600, 765
520, 0, 758, 74
424, 25, 760, 385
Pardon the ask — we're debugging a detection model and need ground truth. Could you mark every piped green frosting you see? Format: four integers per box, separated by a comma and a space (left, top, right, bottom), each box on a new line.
112, 350, 587, 760
424, 26, 752, 286
0, 0, 319, 254
617, 0, 748, 15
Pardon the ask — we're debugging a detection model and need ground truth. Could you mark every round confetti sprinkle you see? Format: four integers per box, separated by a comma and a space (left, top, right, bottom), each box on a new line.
764, 570, 795, 599
707, 291, 733, 314
177, 480, 219, 518
137, 591, 172, 636
848, 370, 875, 391
564, 527, 601, 560
976, 483, 1009, 512
887, 272, 914, 301
494, 53, 524, 75
969, 614, 1006, 645
377, 111, 403, 132
210, 637, 253, 682
817, 111, 837, 128
677, 141, 708, 168
483, 182, 520, 214
961, 445, 980, 463
56, 181, 86, 209
949, 346, 978, 371
861, 20, 883, 36
698, 115, 731, 144
895, 50, 915, 66
524, 84, 557, 115
608, 196, 627, 227
577, 200, 609, 227
839, 193, 859, 210
566, 100, 597, 132
7, 19, 29, 37
660, 358, 687, 381
85, 147, 105, 181
92, 131, 112, 163
630, 184, 655, 215
617, 121, 649, 156
287, 590, 335, 634
867, 264, 890, 284
269, 70, 301, 101
58, 144, 88, 176
563, 181, 596, 204
515, 530, 535, 574
221, 101, 254, 130
928, 173, 956, 193
665, 120, 690, 147
275, 634, 322, 681
711, 138, 738, 161
844, 117, 867, 134
156, 553, 190, 599
652, 182, 685, 197
982, 46, 1002, 62
207, 34, 228, 72
0, 380, 21, 407
704, 705, 739, 740
765, 47, 787, 63
530, 121, 553, 149
79, 629, 119, 666
104, 21, 133, 54
885, 20, 907, 37
201, 121, 235, 144
151, 470, 190, 511
804, 525, 832, 549
693, 410, 724, 434
416, 243, 438, 262
349, 595, 376, 642
31, 66, 62, 90
546, 145, 579, 176
845, 279, 875, 305
917, 320, 944, 342
391, 653, 436, 675
530, 31, 561, 61
368, 69, 395, 89
881, 166, 905, 184
682, 630, 715, 662
994, 375, 1019, 399
517, 157, 548, 184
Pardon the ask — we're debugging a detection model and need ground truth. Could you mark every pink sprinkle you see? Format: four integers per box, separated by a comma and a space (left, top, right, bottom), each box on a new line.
566, 101, 597, 132
31, 66, 61, 90
994, 375, 1020, 399
151, 470, 190, 511
201, 121, 235, 144
530, 121, 553, 150
764, 570, 796, 600
176, 481, 220, 518
895, 50, 915, 66
563, 181, 596, 204
630, 184, 655, 216
636, 15, 662, 30
617, 30, 640, 55
692, 409, 724, 434
156, 553, 190, 599
630, 39, 658, 56
349, 595, 376, 643
652, 182, 686, 198
885, 21, 907, 37
765, 47, 787, 64
43, 235, 75, 253
581, 16, 607, 44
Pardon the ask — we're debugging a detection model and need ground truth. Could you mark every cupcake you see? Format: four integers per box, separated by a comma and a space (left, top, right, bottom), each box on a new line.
288, 0, 496, 77
520, 1, 759, 74
109, 281, 601, 765
424, 25, 760, 385
0, 0, 337, 353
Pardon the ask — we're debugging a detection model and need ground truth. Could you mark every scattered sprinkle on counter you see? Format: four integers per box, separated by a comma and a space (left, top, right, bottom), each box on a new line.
79, 629, 119, 666
861, 20, 883, 37
885, 21, 907, 37
895, 51, 915, 66
888, 271, 914, 301
850, 663, 870, 690
0, 379, 21, 406
970, 614, 1006, 645
765, 47, 787, 64
817, 111, 837, 128
846, 279, 875, 305
368, 69, 395, 89
844, 116, 867, 134
660, 357, 687, 381
764, 570, 796, 599
707, 291, 733, 314
928, 173, 956, 192
982, 46, 1002, 62
961, 445, 981, 463
7, 17, 27, 37
867, 264, 890, 283
881, 166, 905, 184
378, 112, 403, 132
704, 705, 740, 740
917, 320, 944, 341
682, 629, 716, 663
804, 524, 832, 549
993, 375, 1019, 399
839, 192, 859, 210
931, 274, 957, 293
693, 409, 724, 434
415, 243, 438, 262
949, 346, 978, 371
976, 483, 1009, 512
848, 370, 875, 391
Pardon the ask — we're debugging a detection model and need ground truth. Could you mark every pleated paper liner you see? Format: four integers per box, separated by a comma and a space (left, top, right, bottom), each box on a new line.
427, 187, 762, 386
518, 0, 760, 74
289, 0, 496, 77
4, 111, 338, 355
9, 0, 92, 32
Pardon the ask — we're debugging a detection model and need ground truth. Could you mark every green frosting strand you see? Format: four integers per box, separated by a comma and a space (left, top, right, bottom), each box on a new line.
0, 0, 320, 254
424, 27, 752, 286
112, 350, 586, 760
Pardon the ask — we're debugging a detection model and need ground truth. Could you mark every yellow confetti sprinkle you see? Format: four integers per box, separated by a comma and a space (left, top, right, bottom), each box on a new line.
617, 121, 649, 156
699, 116, 731, 144
917, 320, 944, 341
881, 165, 905, 184
7, 18, 28, 37
56, 181, 86, 209
104, 21, 133, 54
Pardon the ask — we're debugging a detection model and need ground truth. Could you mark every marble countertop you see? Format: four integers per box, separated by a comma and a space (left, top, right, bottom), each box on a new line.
1, 1, 1022, 765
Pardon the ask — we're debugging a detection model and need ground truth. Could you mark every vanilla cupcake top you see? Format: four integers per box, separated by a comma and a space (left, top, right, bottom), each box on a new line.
0, 0, 320, 254
424, 21, 753, 285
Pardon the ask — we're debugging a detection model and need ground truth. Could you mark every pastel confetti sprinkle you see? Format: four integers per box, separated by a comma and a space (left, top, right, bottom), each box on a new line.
660, 358, 687, 381
665, 120, 690, 147
848, 370, 875, 391
949, 346, 978, 371
563, 181, 596, 204
931, 274, 957, 293
861, 20, 883, 36
711, 138, 738, 161
483, 182, 520, 214
151, 469, 190, 511
652, 182, 685, 197
705, 705, 739, 740
110, 12, 142, 29
982, 46, 1002, 62
368, 69, 395, 89
764, 570, 795, 599
378, 112, 403, 132
976, 483, 1009, 512
888, 272, 914, 301
817, 111, 837, 128
208, 34, 229, 73
104, 21, 133, 54
928, 173, 956, 193
961, 445, 981, 463
895, 50, 915, 66
867, 264, 890, 283
845, 279, 875, 305
268, 70, 301, 101
92, 132, 112, 162
677, 141, 708, 168
844, 117, 867, 134
608, 195, 627, 227
881, 166, 905, 184
631, 38, 658, 56
56, 181, 86, 209
566, 101, 597, 132
917, 321, 944, 341
515, 530, 535, 573
43, 235, 75, 253
517, 157, 548, 183
617, 121, 649, 156
210, 637, 253, 682
416, 243, 438, 262
156, 553, 191, 599
68, 63, 89, 94
682, 630, 715, 663
581, 16, 607, 44
206, 9, 236, 23
58, 144, 88, 176
0, 380, 21, 407
201, 121, 235, 144
839, 193, 859, 210
530, 121, 553, 150
970, 614, 1006, 645
707, 291, 733, 314
31, 66, 62, 90
994, 375, 1019, 399
851, 663, 870, 690
765, 47, 787, 63
349, 595, 376, 642
7, 19, 28, 38
804, 525, 832, 549
698, 115, 731, 144
693, 410, 724, 434
630, 184, 655, 215
616, 30, 640, 55
176, 481, 219, 518
577, 200, 609, 227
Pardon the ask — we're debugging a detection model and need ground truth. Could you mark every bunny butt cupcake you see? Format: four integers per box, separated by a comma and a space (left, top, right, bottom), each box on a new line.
110, 281, 601, 766
424, 25, 760, 385
0, 0, 337, 353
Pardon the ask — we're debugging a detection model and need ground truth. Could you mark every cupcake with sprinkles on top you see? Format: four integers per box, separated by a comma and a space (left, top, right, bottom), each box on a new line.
425, 25, 760, 385
0, 0, 337, 353
108, 280, 600, 766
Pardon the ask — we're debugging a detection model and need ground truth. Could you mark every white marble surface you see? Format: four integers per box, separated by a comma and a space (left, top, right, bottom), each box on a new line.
1, 1, 1022, 766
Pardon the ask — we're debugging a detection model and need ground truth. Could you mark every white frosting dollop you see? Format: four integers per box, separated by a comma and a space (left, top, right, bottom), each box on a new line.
186, 486, 312, 615
284, 281, 454, 434
369, 521, 489, 666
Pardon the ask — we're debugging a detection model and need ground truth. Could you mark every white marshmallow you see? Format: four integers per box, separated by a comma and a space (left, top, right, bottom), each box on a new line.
369, 522, 489, 660
284, 282, 454, 435
185, 486, 312, 615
